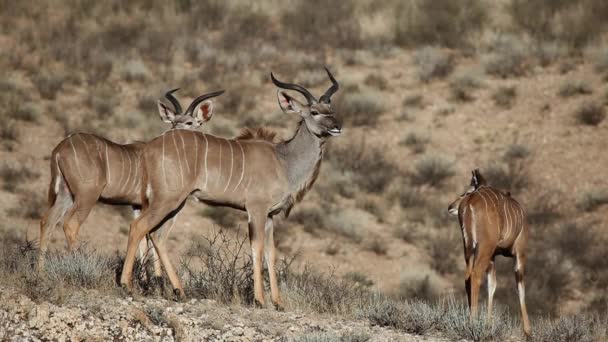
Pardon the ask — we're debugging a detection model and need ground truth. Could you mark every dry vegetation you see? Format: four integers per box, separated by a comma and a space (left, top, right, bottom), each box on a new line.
1, 0, 608, 340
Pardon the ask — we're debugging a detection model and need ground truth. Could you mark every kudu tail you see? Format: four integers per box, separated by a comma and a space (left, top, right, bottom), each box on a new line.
465, 243, 478, 280
43, 153, 73, 234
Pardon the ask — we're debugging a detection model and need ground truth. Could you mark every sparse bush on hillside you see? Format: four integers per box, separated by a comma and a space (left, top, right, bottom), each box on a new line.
7, 191, 45, 219
366, 238, 387, 256
413, 47, 454, 82
338, 91, 386, 127
293, 331, 371, 342
536, 41, 568, 66
558, 80, 592, 98
484, 144, 531, 193
199, 207, 243, 230
492, 86, 517, 109
363, 73, 388, 90
32, 73, 64, 100
577, 191, 608, 212
344, 272, 374, 289
43, 248, 115, 288
439, 299, 513, 342
575, 102, 605, 126
291, 206, 326, 235
427, 231, 459, 275
590, 46, 608, 74
402, 94, 425, 109
282, 0, 361, 49
85, 54, 113, 85
0, 162, 39, 193
399, 132, 429, 154
410, 155, 454, 188
12, 102, 41, 122
531, 314, 608, 342
483, 35, 528, 78
359, 297, 440, 335
121, 59, 150, 82
1, 120, 19, 148
182, 229, 254, 304
394, 0, 487, 49
449, 70, 483, 102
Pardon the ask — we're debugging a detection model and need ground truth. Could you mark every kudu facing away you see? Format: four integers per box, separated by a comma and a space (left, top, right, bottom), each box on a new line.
38, 90, 224, 270
448, 169, 531, 335
119, 69, 341, 308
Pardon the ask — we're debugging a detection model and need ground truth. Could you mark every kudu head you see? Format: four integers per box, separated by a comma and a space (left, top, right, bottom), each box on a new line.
271, 68, 342, 138
157, 88, 225, 129
448, 169, 488, 215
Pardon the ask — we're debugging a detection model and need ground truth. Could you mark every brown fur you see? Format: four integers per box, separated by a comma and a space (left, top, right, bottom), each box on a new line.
236, 127, 278, 143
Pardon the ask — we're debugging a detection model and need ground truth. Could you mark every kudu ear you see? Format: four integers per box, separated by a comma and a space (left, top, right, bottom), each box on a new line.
192, 100, 213, 123
158, 101, 176, 124
471, 169, 487, 188
277, 90, 305, 115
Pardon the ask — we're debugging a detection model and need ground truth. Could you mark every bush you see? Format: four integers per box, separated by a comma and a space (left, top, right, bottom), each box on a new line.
12, 102, 41, 122
366, 238, 387, 256
410, 155, 454, 188
492, 86, 517, 109
400, 132, 429, 154
413, 46, 454, 82
363, 74, 388, 90
558, 80, 592, 98
590, 46, 608, 73
7, 191, 45, 219
0, 162, 39, 192
402, 94, 425, 109
293, 332, 370, 342
338, 91, 386, 127
427, 231, 459, 275
43, 248, 115, 288
359, 296, 439, 335
449, 71, 483, 102
121, 59, 150, 82
394, 0, 487, 49
282, 0, 361, 49
439, 299, 513, 342
532, 314, 608, 342
483, 35, 528, 78
181, 229, 254, 304
577, 191, 608, 212
32, 73, 64, 100
574, 102, 605, 126
535, 41, 567, 66
199, 207, 243, 229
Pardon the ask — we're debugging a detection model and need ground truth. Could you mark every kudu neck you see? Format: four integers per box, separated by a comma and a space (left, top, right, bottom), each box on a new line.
277, 120, 325, 193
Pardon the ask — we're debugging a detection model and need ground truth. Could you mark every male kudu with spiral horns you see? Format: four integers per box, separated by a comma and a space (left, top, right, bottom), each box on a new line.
119, 68, 341, 309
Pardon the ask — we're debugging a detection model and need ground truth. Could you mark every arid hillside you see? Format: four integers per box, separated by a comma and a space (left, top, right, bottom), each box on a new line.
1, 1, 608, 341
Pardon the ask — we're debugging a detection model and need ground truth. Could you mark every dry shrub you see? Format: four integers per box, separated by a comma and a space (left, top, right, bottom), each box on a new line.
535, 41, 568, 67
449, 70, 483, 102
293, 331, 370, 342
199, 207, 244, 230
400, 132, 429, 154
483, 35, 529, 78
492, 86, 517, 109
359, 296, 440, 335
337, 90, 386, 127
364, 74, 388, 90
574, 102, 605, 126
483, 144, 530, 193
532, 314, 608, 342
577, 191, 608, 212
558, 80, 592, 98
410, 155, 454, 188
0, 162, 39, 192
7, 191, 45, 219
32, 73, 65, 100
282, 0, 362, 49
181, 229, 254, 304
394, 0, 487, 49
427, 229, 459, 275
439, 299, 514, 342
413, 46, 454, 82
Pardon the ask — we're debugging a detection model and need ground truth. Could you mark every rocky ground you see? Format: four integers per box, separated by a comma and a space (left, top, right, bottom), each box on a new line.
0, 286, 453, 342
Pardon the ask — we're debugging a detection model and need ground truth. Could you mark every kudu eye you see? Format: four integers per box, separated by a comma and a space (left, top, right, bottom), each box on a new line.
186, 122, 193, 126
310, 110, 320, 116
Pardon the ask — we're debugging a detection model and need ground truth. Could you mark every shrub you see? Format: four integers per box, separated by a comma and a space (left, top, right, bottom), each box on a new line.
0, 162, 39, 192
394, 0, 487, 49
121, 59, 150, 82
413, 46, 454, 82
282, 0, 361, 49
43, 248, 115, 288
449, 71, 483, 102
7, 191, 45, 219
290, 206, 326, 234
558, 80, 592, 98
366, 238, 387, 256
536, 41, 567, 66
12, 102, 41, 122
0, 120, 19, 145
410, 155, 454, 188
199, 207, 243, 230
427, 231, 459, 275
344, 272, 374, 288
532, 314, 608, 342
293, 332, 370, 342
402, 94, 424, 109
483, 35, 528, 78
400, 132, 429, 154
439, 299, 513, 342
590, 46, 608, 73
492, 86, 517, 109
359, 296, 439, 335
574, 102, 605, 126
577, 191, 608, 212
364, 74, 388, 90
32, 73, 64, 100
338, 91, 386, 127
527, 191, 562, 226
181, 229, 254, 304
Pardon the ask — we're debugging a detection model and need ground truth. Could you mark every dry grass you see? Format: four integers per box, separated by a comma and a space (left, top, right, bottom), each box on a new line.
574, 102, 606, 126
413, 47, 454, 82
558, 80, 593, 98
410, 155, 454, 188
492, 86, 517, 109
0, 162, 40, 193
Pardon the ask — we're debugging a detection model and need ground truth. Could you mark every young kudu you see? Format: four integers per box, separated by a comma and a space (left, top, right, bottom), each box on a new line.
38, 90, 224, 270
119, 69, 341, 308
448, 169, 531, 335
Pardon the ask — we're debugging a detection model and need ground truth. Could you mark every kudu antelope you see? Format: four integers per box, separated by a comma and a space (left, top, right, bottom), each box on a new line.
447, 169, 531, 335
38, 90, 224, 270
119, 68, 341, 308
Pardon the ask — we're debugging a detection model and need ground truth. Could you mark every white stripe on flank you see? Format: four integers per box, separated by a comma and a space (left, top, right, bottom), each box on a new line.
69, 136, 83, 179
76, 134, 91, 165
233, 141, 245, 192
172, 133, 184, 188
217, 139, 222, 186
162, 135, 166, 187
478, 191, 489, 213
104, 141, 111, 183
203, 134, 209, 189
193, 132, 199, 175
470, 205, 477, 245
504, 201, 511, 239
118, 147, 126, 191
223, 140, 234, 193
179, 132, 190, 173
124, 150, 132, 193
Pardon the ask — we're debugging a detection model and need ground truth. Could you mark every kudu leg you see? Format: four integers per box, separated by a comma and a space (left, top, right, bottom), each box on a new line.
247, 208, 267, 307
120, 202, 179, 293
264, 217, 283, 310
468, 254, 491, 318
38, 193, 72, 268
149, 229, 184, 299
486, 259, 497, 318
515, 253, 531, 336
62, 195, 98, 251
